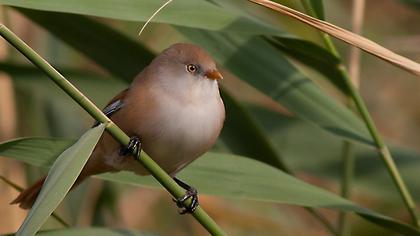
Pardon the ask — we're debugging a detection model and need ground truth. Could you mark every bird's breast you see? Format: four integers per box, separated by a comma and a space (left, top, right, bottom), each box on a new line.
138, 89, 225, 175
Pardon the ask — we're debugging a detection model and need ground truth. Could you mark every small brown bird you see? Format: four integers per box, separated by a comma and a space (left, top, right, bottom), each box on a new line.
12, 43, 225, 213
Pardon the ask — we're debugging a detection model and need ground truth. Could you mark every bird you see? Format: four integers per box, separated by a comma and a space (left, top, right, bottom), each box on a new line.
11, 43, 225, 213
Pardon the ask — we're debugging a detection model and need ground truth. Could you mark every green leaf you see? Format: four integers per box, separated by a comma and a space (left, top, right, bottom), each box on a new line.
0, 137, 74, 167
248, 104, 420, 194
3, 68, 126, 137
266, 36, 350, 94
1, 0, 282, 35
1, 137, 420, 236
15, 8, 153, 81
220, 90, 288, 170
309, 0, 325, 19
35, 227, 153, 236
247, 104, 348, 174
210, 1, 324, 42
298, 0, 325, 19
14, 124, 105, 236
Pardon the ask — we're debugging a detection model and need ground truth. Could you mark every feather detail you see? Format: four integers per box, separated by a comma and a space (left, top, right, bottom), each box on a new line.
93, 89, 128, 127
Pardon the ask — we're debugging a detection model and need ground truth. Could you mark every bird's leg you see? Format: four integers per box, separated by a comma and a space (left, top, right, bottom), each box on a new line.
119, 136, 142, 159
173, 177, 199, 214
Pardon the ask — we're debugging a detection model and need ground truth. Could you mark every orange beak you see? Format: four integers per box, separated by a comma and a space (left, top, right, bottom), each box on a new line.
204, 69, 223, 80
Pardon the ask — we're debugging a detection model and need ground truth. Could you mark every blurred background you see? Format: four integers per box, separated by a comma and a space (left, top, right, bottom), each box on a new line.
1, 0, 420, 235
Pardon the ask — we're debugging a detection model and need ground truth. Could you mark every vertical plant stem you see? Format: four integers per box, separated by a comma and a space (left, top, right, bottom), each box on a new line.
348, 0, 365, 88
344, 77, 420, 228
0, 24, 227, 236
337, 141, 354, 236
300, 0, 419, 228
337, 1, 365, 235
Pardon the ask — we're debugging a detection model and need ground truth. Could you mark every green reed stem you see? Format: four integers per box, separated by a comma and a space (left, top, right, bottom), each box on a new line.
337, 141, 354, 236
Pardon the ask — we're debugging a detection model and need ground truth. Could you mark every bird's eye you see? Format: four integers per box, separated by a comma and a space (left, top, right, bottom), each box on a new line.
186, 64, 197, 73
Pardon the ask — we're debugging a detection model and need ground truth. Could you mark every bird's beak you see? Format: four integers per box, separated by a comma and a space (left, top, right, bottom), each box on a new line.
204, 69, 223, 80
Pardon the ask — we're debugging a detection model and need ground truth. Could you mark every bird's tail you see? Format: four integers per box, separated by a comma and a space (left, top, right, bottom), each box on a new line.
10, 174, 90, 209
10, 176, 46, 209
11, 137, 116, 209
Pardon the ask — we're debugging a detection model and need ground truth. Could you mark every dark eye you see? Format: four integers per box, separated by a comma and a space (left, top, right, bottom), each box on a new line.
186, 64, 197, 73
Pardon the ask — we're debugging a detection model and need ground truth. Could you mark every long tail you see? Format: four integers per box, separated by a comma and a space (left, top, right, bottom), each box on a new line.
10, 176, 46, 209
11, 133, 118, 209
10, 154, 110, 209
10, 174, 89, 209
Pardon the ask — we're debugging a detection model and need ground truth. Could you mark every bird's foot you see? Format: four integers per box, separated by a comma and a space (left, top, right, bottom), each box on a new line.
173, 177, 199, 214
119, 136, 141, 159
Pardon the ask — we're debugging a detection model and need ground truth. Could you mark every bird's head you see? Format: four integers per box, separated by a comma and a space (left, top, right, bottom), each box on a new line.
152, 43, 223, 83
144, 43, 223, 100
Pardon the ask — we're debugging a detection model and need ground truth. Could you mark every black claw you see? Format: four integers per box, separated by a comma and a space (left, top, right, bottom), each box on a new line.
119, 136, 141, 158
173, 177, 199, 214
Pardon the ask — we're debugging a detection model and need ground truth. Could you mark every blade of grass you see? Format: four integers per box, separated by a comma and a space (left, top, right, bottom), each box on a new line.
265, 36, 351, 95
15, 124, 105, 236
0, 23, 226, 236
0, 0, 282, 35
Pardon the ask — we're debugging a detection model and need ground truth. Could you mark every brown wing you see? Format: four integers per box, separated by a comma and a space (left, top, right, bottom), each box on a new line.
93, 88, 129, 127
106, 88, 129, 107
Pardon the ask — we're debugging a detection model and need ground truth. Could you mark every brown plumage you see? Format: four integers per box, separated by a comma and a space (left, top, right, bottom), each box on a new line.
12, 43, 225, 209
